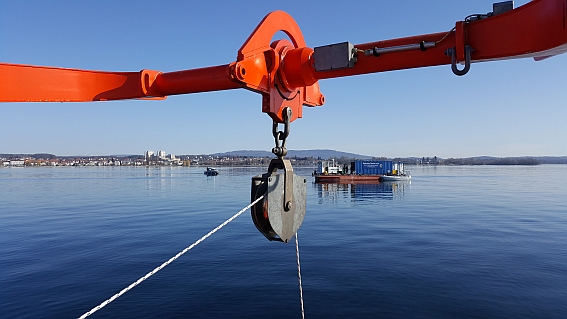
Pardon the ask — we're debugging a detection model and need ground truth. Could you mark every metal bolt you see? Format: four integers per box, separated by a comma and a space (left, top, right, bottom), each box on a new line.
285, 201, 293, 211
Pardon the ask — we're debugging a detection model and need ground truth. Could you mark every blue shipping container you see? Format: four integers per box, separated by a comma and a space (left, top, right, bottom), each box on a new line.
353, 160, 393, 175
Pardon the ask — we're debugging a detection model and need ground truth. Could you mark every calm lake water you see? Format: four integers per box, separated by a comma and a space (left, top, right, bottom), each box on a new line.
1, 165, 566, 318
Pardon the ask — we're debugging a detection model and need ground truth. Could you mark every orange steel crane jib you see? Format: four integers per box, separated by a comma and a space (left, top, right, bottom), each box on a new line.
1, 0, 566, 124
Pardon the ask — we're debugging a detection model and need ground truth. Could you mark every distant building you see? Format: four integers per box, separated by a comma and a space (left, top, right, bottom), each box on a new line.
157, 150, 166, 159
144, 151, 154, 159
8, 160, 25, 167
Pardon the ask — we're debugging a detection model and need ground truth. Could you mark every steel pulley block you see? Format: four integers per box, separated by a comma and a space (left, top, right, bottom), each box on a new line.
251, 159, 306, 243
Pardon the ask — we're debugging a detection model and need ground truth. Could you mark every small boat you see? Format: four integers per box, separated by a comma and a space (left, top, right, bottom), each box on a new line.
204, 167, 219, 176
380, 174, 411, 181
380, 162, 411, 181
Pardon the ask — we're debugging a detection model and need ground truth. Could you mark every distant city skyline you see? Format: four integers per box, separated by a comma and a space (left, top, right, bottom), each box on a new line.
3, 149, 567, 163
3, 151, 566, 168
1, 1, 565, 157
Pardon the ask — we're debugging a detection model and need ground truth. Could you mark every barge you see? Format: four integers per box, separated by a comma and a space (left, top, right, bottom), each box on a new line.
314, 160, 410, 183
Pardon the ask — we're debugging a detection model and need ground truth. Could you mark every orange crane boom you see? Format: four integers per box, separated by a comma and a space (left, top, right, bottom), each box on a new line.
1, 0, 566, 123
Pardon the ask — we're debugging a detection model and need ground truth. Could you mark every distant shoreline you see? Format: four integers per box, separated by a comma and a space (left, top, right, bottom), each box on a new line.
2, 152, 567, 167
2, 162, 567, 168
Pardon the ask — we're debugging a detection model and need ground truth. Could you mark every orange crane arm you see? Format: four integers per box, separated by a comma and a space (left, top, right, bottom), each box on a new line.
312, 0, 567, 80
1, 0, 566, 123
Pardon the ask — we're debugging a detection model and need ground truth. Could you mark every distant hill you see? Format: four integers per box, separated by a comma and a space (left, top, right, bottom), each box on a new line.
535, 156, 567, 164
210, 149, 373, 159
0, 153, 57, 159
210, 150, 273, 158
289, 149, 374, 159
442, 156, 567, 165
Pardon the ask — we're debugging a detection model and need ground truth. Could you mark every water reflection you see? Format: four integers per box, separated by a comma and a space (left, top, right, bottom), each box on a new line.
313, 181, 409, 205
143, 166, 192, 190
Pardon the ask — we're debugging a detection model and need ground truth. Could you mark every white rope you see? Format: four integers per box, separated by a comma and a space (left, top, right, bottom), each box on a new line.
78, 195, 264, 319
295, 232, 305, 319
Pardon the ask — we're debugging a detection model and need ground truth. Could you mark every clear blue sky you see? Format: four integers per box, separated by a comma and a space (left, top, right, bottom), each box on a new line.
1, 0, 565, 158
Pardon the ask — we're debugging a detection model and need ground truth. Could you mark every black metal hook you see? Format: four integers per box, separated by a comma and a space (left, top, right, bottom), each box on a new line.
449, 45, 472, 76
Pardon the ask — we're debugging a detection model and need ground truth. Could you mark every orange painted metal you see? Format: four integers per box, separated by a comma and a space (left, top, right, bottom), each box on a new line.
455, 21, 466, 63
153, 65, 240, 96
0, 63, 151, 102
1, 0, 566, 122
281, 47, 318, 89
0, 10, 324, 123
265, 39, 305, 121
467, 0, 567, 62
312, 31, 457, 81
0, 63, 239, 102
312, 0, 567, 81
238, 10, 306, 61
232, 10, 323, 123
